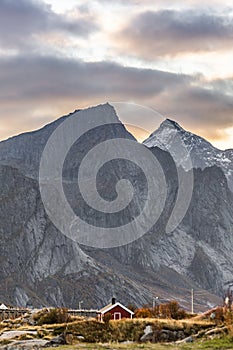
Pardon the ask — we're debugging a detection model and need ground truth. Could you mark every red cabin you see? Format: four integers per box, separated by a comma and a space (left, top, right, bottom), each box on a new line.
98, 298, 134, 321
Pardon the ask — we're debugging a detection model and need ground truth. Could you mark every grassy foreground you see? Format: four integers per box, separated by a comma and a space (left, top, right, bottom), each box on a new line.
45, 336, 233, 350
1, 308, 232, 349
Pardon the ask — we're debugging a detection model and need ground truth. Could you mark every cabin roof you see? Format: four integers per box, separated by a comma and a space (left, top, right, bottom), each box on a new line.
98, 302, 134, 315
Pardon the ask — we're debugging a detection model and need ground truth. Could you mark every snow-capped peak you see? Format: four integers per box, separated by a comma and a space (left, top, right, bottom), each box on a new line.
144, 118, 213, 151
144, 119, 186, 150
143, 119, 233, 191
159, 118, 185, 131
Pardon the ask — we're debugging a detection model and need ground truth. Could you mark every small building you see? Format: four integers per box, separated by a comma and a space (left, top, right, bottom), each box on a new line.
0, 304, 8, 310
98, 298, 134, 321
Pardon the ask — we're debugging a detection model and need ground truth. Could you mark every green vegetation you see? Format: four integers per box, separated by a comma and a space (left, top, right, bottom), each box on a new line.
44, 336, 233, 349
0, 305, 232, 349
38, 305, 233, 349
44, 318, 213, 344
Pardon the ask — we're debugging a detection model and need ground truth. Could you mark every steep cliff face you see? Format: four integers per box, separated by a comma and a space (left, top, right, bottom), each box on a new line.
0, 104, 232, 310
0, 162, 154, 308
87, 162, 233, 304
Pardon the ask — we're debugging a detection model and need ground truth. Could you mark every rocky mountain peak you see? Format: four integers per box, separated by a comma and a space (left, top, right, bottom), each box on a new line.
160, 118, 184, 131
144, 118, 211, 150
0, 105, 232, 310
0, 103, 127, 179
143, 118, 233, 191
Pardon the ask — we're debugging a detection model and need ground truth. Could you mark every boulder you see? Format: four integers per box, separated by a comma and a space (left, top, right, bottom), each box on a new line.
43, 333, 67, 347
140, 325, 153, 342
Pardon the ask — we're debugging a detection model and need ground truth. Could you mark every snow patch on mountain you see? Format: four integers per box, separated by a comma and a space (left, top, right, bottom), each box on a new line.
143, 119, 233, 191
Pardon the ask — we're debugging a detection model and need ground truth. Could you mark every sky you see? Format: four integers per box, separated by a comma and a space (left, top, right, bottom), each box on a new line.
0, 0, 233, 149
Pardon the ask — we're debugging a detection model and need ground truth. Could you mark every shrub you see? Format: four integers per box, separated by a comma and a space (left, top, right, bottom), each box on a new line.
34, 308, 70, 325
159, 301, 188, 320
213, 307, 224, 324
103, 313, 112, 324
135, 307, 152, 318
17, 334, 34, 341
225, 309, 233, 338
37, 329, 50, 338
151, 305, 160, 318
67, 320, 111, 343
134, 301, 187, 320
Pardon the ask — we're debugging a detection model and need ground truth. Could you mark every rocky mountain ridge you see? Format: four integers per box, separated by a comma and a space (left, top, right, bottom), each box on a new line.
144, 118, 233, 191
0, 104, 232, 311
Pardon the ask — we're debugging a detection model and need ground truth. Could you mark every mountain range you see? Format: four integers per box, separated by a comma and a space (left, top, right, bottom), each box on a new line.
0, 103, 232, 311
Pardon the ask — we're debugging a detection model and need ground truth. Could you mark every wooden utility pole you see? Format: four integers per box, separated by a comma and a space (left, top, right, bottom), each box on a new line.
153, 297, 158, 309
191, 289, 194, 314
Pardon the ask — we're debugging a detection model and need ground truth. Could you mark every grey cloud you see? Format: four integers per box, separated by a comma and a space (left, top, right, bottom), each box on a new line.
104, 0, 232, 5
157, 83, 233, 127
0, 0, 98, 50
0, 55, 190, 101
0, 54, 232, 144
116, 9, 233, 58
151, 77, 233, 143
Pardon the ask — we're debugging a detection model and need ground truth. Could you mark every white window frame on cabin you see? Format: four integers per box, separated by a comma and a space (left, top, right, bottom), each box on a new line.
113, 312, 121, 320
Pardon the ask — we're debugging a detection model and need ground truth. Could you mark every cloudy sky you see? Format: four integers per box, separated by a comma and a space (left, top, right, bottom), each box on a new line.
0, 0, 233, 149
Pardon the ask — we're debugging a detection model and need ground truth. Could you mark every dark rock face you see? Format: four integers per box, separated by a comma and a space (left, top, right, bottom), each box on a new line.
0, 104, 232, 310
